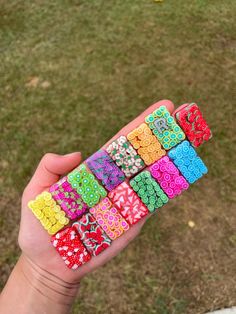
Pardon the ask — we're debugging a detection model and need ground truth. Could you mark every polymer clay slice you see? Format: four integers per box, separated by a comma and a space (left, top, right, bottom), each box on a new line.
86, 149, 125, 191
174, 103, 212, 148
130, 171, 169, 213
73, 213, 111, 256
149, 156, 189, 199
67, 164, 107, 208
49, 176, 88, 219
28, 191, 70, 235
127, 123, 166, 166
145, 106, 185, 150
106, 135, 145, 177
51, 226, 91, 270
168, 140, 208, 184
89, 197, 129, 240
108, 182, 149, 225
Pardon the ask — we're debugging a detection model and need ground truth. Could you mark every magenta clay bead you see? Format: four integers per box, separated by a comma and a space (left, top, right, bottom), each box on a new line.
149, 156, 189, 199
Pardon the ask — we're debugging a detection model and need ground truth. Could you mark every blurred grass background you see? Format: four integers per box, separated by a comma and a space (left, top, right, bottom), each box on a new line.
0, 0, 236, 313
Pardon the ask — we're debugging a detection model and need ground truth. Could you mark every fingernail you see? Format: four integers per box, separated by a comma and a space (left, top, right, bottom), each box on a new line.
64, 152, 82, 157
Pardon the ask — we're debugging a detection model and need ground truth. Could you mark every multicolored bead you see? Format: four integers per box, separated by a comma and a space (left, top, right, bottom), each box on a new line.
106, 135, 145, 177
28, 191, 70, 235
49, 176, 87, 220
149, 156, 189, 199
86, 149, 125, 191
89, 197, 129, 240
174, 103, 212, 147
51, 226, 91, 270
67, 164, 107, 208
127, 123, 166, 165
168, 140, 208, 184
108, 182, 149, 225
130, 171, 169, 213
73, 213, 111, 256
145, 106, 185, 150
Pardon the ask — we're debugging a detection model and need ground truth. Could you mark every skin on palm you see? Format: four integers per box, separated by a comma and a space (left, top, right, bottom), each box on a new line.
18, 99, 175, 283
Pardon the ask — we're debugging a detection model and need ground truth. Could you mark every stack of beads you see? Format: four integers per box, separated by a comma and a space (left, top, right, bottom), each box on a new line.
145, 106, 185, 150
168, 140, 208, 184
49, 176, 88, 219
108, 182, 149, 225
130, 171, 169, 213
127, 123, 166, 165
149, 156, 189, 199
174, 103, 212, 147
73, 213, 111, 256
67, 164, 107, 207
106, 136, 145, 177
28, 103, 212, 270
86, 150, 125, 191
28, 192, 69, 235
51, 226, 91, 269
89, 197, 130, 240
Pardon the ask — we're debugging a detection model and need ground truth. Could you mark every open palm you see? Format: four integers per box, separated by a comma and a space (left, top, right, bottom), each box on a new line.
18, 100, 174, 283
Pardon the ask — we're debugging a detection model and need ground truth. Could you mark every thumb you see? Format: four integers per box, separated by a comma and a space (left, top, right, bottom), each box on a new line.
27, 152, 82, 190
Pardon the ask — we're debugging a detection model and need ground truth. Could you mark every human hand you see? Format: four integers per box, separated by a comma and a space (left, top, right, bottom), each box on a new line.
19, 99, 174, 285
0, 100, 175, 314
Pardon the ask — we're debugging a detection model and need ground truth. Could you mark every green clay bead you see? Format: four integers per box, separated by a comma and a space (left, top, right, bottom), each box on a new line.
148, 204, 155, 212
139, 189, 145, 196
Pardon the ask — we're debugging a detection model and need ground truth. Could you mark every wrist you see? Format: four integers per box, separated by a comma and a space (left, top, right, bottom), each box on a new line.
0, 254, 80, 314
19, 254, 80, 305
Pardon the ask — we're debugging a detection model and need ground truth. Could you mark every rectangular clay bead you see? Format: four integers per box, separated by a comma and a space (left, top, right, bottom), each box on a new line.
67, 164, 107, 208
174, 103, 212, 148
28, 191, 70, 235
49, 176, 88, 219
106, 135, 145, 177
86, 149, 125, 191
127, 123, 166, 166
145, 106, 185, 150
108, 182, 149, 225
89, 197, 129, 240
73, 213, 111, 256
130, 171, 169, 213
149, 156, 189, 199
51, 226, 91, 270
168, 140, 208, 184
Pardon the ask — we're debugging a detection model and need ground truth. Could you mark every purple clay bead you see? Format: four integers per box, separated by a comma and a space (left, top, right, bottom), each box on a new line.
86, 149, 125, 191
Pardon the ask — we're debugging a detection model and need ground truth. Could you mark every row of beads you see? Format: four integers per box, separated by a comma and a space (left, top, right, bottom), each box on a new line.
29, 104, 186, 232
29, 104, 210, 227
50, 141, 209, 269
28, 103, 211, 270
29, 141, 208, 233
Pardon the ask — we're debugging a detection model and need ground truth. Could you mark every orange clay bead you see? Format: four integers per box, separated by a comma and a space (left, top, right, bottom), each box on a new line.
127, 123, 166, 166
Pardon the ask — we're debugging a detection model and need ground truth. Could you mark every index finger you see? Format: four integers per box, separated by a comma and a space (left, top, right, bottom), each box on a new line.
102, 99, 174, 148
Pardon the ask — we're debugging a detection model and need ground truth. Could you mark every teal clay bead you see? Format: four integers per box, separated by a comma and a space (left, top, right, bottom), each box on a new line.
145, 106, 185, 150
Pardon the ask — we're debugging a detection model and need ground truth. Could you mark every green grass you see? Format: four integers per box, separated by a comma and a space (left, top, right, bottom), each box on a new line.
1, 0, 236, 313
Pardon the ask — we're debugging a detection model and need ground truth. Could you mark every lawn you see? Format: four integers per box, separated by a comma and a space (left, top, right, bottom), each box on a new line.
0, 0, 236, 313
